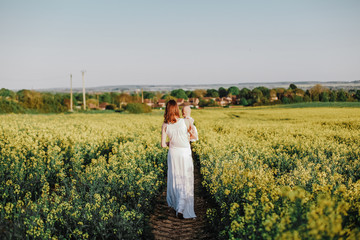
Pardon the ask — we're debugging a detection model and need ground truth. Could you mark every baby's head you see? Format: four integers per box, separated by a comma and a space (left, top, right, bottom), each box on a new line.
182, 106, 191, 118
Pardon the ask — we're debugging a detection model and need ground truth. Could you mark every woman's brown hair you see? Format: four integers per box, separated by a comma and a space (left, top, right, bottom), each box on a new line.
164, 100, 180, 124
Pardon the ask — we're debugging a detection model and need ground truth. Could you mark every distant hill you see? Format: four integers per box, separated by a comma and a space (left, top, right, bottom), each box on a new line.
36, 80, 360, 93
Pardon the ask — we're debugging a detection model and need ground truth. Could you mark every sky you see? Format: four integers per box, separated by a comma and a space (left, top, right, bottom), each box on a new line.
0, 0, 359, 90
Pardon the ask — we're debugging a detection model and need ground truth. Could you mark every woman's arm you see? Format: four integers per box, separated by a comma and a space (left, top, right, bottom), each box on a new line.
161, 123, 168, 148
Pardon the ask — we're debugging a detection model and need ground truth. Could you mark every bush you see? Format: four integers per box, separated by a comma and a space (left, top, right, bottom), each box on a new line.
125, 103, 151, 113
105, 104, 116, 110
282, 97, 291, 104
294, 95, 304, 103
0, 99, 26, 113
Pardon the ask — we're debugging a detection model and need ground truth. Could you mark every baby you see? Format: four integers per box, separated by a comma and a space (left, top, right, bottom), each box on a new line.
182, 106, 198, 142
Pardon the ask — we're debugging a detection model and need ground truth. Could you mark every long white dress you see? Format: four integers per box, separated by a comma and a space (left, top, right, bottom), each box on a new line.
165, 118, 196, 219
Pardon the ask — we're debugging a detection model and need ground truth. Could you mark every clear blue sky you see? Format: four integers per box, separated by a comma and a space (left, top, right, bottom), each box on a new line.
0, 0, 359, 89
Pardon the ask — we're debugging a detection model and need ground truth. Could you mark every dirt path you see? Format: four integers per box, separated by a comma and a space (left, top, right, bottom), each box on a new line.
149, 163, 216, 240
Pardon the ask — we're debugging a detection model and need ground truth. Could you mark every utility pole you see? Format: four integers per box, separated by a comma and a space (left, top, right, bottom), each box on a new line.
70, 74, 73, 112
81, 70, 86, 110
141, 88, 144, 103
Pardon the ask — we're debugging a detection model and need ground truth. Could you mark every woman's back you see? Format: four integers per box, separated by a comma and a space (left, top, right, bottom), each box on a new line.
166, 118, 190, 148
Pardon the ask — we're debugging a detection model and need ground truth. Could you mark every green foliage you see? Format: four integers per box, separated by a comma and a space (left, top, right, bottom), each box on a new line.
282, 97, 291, 104
41, 93, 67, 113
218, 87, 228, 98
170, 89, 188, 100
227, 86, 240, 96
239, 88, 251, 99
161, 95, 176, 102
289, 83, 297, 90
199, 98, 216, 107
0, 99, 26, 113
240, 97, 248, 106
355, 90, 360, 101
0, 88, 15, 98
303, 95, 311, 102
251, 89, 263, 104
205, 89, 219, 98
293, 95, 303, 103
329, 91, 337, 102
337, 90, 348, 102
17, 89, 43, 110
143, 91, 155, 99
253, 86, 270, 98
0, 85, 359, 114
100, 92, 112, 103
185, 90, 195, 98
320, 92, 329, 102
125, 103, 151, 113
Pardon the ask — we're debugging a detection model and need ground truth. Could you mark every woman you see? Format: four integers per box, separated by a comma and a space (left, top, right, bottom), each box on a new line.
161, 100, 196, 219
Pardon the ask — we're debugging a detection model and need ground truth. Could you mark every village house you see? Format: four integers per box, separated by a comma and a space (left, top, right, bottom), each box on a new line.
157, 99, 166, 108
176, 98, 185, 106
144, 99, 155, 108
215, 98, 226, 106
88, 103, 98, 110
188, 98, 199, 107
231, 96, 238, 105
99, 102, 108, 110
215, 97, 233, 106
202, 97, 216, 102
269, 90, 278, 102
224, 97, 233, 105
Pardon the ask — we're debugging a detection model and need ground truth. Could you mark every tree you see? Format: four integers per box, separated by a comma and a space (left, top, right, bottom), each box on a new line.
320, 92, 329, 102
17, 90, 43, 110
276, 88, 286, 100
0, 88, 15, 98
100, 92, 111, 103
239, 88, 251, 99
227, 86, 240, 96
240, 97, 248, 106
251, 89, 263, 104
284, 89, 294, 100
116, 93, 131, 108
0, 99, 25, 113
309, 84, 327, 102
205, 89, 219, 98
254, 86, 270, 98
193, 89, 207, 98
126, 103, 151, 113
294, 88, 305, 97
329, 91, 337, 102
282, 97, 291, 104
337, 90, 347, 102
294, 95, 303, 103
289, 84, 297, 90
218, 87, 227, 98
171, 89, 188, 100
162, 95, 177, 102
185, 90, 195, 98
354, 90, 360, 101
143, 91, 155, 99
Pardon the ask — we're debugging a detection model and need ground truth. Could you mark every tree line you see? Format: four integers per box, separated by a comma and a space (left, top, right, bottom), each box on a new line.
1, 84, 360, 113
